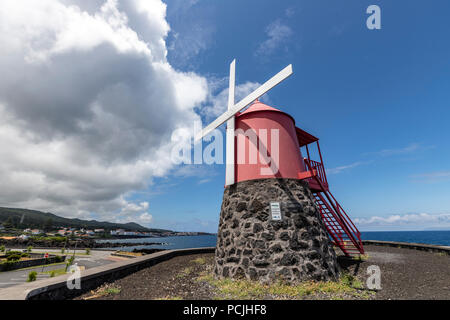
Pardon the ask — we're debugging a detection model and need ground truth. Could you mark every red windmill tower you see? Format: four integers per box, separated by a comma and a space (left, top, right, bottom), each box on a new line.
197, 60, 363, 282
234, 99, 364, 257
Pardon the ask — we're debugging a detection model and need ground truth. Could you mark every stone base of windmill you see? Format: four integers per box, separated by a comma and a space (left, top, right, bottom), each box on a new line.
214, 178, 340, 283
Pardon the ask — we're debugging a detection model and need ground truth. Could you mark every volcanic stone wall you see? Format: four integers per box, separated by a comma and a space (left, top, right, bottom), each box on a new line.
214, 178, 340, 283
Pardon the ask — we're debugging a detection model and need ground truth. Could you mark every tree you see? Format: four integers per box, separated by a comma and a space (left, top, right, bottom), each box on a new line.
43, 218, 53, 232
3, 217, 13, 228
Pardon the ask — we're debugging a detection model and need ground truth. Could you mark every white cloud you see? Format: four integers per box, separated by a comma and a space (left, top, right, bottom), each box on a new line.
326, 161, 365, 175
285, 7, 295, 18
364, 143, 422, 157
354, 213, 450, 230
201, 81, 262, 120
255, 20, 293, 58
327, 142, 428, 175
138, 212, 153, 224
0, 0, 209, 225
165, 0, 214, 68
411, 171, 450, 183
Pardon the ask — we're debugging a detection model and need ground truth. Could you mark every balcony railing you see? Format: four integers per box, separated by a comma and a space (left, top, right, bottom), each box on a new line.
304, 158, 328, 187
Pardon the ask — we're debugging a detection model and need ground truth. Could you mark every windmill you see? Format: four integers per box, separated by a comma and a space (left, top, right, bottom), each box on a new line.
196, 60, 293, 186
199, 60, 364, 282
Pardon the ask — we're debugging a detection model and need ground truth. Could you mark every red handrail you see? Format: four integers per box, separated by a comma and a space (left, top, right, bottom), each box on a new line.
327, 192, 361, 240
303, 158, 364, 254
307, 159, 328, 186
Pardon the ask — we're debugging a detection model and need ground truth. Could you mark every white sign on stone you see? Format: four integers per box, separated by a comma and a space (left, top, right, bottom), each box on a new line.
270, 202, 282, 221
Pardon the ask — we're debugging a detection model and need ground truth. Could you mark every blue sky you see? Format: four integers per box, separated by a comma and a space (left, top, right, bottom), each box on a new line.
0, 1, 449, 233
142, 0, 450, 232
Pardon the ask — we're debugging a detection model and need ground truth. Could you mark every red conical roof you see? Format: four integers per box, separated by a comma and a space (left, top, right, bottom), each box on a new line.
238, 99, 280, 116
237, 99, 295, 124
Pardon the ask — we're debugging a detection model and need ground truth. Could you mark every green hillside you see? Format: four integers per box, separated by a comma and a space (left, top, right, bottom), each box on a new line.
0, 207, 171, 233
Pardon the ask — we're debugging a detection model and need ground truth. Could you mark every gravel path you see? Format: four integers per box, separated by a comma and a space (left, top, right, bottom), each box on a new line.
342, 245, 450, 299
74, 245, 450, 300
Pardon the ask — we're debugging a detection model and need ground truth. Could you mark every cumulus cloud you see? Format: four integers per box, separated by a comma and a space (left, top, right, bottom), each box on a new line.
354, 213, 450, 230
165, 0, 215, 69
0, 0, 209, 225
255, 20, 293, 58
200, 81, 262, 120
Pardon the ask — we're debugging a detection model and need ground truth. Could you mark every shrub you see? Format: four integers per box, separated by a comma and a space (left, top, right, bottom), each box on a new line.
30, 236, 67, 243
50, 271, 56, 278
61, 248, 65, 254
6, 254, 21, 262
27, 271, 37, 282
65, 255, 75, 272
21, 253, 29, 258
0, 245, 5, 253
54, 255, 64, 263
27, 246, 32, 253
85, 248, 91, 255
6, 250, 22, 257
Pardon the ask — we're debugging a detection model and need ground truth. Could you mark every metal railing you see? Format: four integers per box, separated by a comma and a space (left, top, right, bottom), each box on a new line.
304, 158, 328, 186
303, 158, 364, 255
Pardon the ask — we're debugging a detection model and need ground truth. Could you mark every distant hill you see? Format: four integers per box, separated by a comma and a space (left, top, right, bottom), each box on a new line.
0, 207, 171, 233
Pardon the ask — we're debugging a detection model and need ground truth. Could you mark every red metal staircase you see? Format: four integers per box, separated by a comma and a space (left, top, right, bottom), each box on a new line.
304, 158, 364, 257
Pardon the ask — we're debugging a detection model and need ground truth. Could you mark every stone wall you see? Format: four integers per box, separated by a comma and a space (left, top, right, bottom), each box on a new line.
214, 178, 339, 283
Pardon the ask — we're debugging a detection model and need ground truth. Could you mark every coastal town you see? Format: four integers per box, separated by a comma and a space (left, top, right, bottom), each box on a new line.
13, 227, 160, 239
0, 224, 211, 241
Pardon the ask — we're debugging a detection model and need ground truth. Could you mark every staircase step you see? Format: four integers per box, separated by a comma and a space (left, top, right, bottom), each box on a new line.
314, 191, 364, 256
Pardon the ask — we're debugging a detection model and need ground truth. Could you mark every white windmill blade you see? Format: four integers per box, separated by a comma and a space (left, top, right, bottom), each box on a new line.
225, 59, 236, 186
195, 64, 293, 141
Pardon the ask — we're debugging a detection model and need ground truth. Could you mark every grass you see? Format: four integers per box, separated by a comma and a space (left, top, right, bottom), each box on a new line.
196, 271, 373, 300
352, 254, 370, 261
40, 268, 66, 277
191, 257, 207, 265
83, 285, 121, 300
176, 266, 194, 278
103, 288, 121, 295
157, 296, 183, 300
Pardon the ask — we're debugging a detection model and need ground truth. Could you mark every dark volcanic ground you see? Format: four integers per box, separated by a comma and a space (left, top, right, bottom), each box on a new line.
75, 245, 450, 300
340, 245, 450, 299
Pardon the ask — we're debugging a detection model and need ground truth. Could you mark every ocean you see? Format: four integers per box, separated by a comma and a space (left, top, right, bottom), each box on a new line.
97, 230, 450, 250
361, 230, 450, 246
96, 235, 218, 251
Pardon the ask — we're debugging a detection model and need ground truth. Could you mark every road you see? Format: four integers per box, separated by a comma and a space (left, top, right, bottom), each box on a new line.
0, 249, 126, 289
